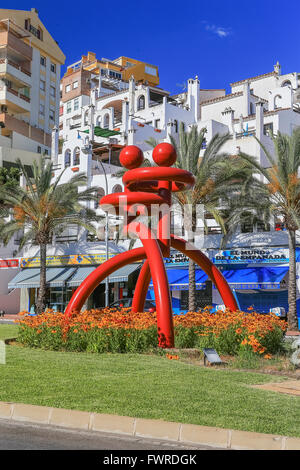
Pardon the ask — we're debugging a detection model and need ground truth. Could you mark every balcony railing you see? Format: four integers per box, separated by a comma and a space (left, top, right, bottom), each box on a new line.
0, 85, 31, 103
0, 58, 31, 77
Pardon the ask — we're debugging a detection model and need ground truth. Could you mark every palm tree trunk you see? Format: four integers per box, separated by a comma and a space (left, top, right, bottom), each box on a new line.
36, 243, 47, 314
287, 229, 298, 331
188, 259, 196, 311
188, 205, 197, 311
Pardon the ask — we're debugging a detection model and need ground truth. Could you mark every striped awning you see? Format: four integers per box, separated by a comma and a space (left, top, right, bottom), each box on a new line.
8, 267, 76, 289
67, 264, 140, 287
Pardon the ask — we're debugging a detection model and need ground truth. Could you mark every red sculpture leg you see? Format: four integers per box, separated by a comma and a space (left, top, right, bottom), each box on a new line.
171, 235, 238, 312
64, 247, 146, 316
131, 260, 151, 313
128, 222, 174, 347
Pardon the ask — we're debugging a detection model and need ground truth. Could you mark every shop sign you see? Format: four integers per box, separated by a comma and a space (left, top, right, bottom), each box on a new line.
212, 248, 289, 264
20, 253, 118, 268
165, 252, 189, 266
0, 259, 19, 268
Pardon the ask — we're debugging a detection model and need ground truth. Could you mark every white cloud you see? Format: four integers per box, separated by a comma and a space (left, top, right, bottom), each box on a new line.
204, 23, 231, 38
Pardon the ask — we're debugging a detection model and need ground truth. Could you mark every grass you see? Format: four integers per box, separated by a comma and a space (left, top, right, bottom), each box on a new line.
0, 324, 18, 340
0, 324, 299, 437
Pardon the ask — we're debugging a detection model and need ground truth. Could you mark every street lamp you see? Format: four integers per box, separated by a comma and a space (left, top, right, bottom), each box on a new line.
79, 131, 110, 308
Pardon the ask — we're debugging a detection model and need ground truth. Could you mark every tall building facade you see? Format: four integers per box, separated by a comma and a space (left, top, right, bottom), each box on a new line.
0, 8, 65, 313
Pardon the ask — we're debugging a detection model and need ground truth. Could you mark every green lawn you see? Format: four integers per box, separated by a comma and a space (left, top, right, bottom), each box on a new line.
0, 324, 299, 437
0, 324, 18, 341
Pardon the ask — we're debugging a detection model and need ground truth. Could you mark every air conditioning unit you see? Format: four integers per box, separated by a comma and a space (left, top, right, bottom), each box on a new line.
1, 105, 8, 113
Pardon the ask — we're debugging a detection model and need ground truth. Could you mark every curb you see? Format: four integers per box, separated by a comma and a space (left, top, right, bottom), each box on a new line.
0, 401, 300, 450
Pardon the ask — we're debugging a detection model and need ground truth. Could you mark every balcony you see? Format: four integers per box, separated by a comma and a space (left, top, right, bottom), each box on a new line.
0, 30, 32, 61
0, 113, 51, 146
0, 58, 31, 86
0, 85, 30, 113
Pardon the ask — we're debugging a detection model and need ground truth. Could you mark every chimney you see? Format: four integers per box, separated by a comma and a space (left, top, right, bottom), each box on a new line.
187, 76, 200, 121
242, 80, 250, 116
221, 107, 234, 134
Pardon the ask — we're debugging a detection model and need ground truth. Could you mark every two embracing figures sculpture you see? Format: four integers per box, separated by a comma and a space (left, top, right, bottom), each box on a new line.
65, 143, 238, 348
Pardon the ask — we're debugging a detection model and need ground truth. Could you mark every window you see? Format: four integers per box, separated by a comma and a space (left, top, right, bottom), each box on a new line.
263, 123, 273, 136
241, 222, 253, 233
50, 86, 56, 98
39, 103, 45, 116
64, 149, 71, 167
40, 55, 46, 67
174, 120, 178, 133
109, 70, 121, 79
73, 81, 78, 89
65, 84, 71, 93
257, 221, 270, 232
40, 79, 46, 92
37, 146, 42, 153
44, 149, 49, 155
112, 184, 122, 193
66, 118, 71, 127
94, 188, 105, 209
137, 95, 145, 110
50, 63, 56, 73
74, 98, 79, 111
73, 147, 80, 166
103, 114, 109, 129
84, 110, 89, 125
155, 119, 160, 129
66, 101, 72, 114
49, 109, 55, 121
145, 65, 157, 76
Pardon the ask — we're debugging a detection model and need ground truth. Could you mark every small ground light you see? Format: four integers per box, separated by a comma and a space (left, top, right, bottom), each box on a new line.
203, 348, 223, 366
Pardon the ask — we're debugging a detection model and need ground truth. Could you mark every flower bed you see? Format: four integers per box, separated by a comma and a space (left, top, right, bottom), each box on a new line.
16, 308, 287, 357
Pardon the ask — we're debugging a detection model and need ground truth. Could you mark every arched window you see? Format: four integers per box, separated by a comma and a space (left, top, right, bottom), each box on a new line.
281, 80, 291, 87
112, 184, 122, 193
137, 95, 145, 110
274, 94, 282, 109
73, 147, 80, 166
96, 115, 101, 127
95, 187, 105, 209
64, 149, 71, 167
103, 114, 109, 129
84, 110, 89, 126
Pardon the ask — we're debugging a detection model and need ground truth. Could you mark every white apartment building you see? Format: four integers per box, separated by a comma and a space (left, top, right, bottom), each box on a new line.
0, 8, 65, 313
8, 57, 300, 321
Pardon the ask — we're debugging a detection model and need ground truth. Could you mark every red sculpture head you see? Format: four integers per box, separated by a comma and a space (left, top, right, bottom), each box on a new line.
119, 145, 144, 169
153, 143, 177, 167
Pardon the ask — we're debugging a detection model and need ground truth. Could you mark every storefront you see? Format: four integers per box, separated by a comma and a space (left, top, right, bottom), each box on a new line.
211, 247, 291, 313
146, 247, 297, 315
8, 253, 140, 312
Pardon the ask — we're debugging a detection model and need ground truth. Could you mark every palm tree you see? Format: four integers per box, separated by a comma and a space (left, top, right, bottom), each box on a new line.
169, 123, 257, 311
238, 128, 300, 331
0, 157, 100, 314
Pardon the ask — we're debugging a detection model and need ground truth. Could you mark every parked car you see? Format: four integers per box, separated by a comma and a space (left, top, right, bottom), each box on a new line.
269, 307, 287, 320
109, 298, 156, 312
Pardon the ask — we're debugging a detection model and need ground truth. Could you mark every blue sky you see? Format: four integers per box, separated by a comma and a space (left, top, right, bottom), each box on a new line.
5, 1, 300, 94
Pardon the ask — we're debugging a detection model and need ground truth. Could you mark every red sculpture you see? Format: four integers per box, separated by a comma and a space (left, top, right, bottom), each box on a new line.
65, 143, 238, 348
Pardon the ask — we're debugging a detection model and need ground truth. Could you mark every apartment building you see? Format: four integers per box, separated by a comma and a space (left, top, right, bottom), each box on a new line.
8, 57, 300, 321
0, 7, 65, 313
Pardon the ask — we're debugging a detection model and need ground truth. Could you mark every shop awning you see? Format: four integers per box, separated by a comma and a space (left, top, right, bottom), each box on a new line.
83, 126, 121, 138
213, 266, 289, 290
67, 264, 140, 287
8, 267, 76, 289
149, 268, 209, 291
